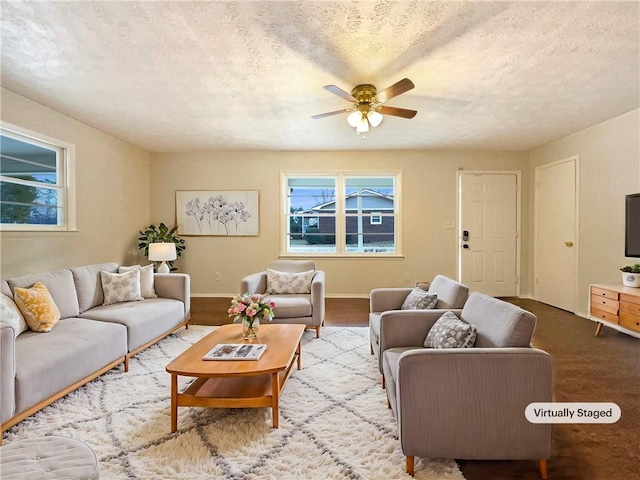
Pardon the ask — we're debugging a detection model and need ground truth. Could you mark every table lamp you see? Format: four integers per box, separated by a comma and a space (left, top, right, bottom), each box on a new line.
148, 242, 177, 273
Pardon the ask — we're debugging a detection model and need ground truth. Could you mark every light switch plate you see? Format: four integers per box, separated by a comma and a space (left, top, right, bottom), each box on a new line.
443, 221, 455, 229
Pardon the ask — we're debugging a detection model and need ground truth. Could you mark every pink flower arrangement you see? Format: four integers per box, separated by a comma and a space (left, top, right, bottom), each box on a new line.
228, 293, 275, 326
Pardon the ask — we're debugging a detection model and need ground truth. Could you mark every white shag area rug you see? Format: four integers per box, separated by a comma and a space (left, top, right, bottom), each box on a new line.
5, 326, 465, 480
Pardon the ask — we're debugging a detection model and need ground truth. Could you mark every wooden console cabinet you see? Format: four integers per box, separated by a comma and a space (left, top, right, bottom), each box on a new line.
589, 283, 640, 338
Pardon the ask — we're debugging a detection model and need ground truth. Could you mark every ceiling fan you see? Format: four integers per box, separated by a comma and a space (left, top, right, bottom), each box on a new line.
312, 78, 417, 134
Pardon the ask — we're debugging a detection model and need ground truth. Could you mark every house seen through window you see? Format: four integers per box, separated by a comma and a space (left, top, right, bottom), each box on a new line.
284, 174, 400, 255
0, 126, 74, 230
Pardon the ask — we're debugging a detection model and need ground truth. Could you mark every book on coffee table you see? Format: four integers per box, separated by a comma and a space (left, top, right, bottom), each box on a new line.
203, 343, 267, 361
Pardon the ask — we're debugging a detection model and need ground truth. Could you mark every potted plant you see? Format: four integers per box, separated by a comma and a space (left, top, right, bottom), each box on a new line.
620, 264, 640, 288
137, 223, 186, 271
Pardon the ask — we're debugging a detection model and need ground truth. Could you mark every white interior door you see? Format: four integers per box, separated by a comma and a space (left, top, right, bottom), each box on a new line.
459, 173, 518, 297
534, 158, 578, 312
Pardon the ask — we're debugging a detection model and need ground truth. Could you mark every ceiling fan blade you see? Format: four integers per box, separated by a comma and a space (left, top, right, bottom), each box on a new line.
311, 109, 350, 119
378, 105, 417, 119
376, 78, 415, 103
323, 85, 357, 102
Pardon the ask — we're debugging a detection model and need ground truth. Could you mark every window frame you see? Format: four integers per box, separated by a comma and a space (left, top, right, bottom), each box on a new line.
0, 123, 76, 232
369, 212, 383, 225
281, 172, 402, 258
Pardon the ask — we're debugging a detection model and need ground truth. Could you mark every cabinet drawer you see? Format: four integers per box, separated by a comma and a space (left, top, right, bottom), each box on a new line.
590, 307, 618, 324
591, 287, 619, 300
620, 301, 640, 316
590, 294, 619, 311
620, 293, 640, 306
619, 312, 640, 332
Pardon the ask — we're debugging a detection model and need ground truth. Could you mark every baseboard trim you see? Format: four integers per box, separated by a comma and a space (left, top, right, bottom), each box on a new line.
192, 293, 371, 299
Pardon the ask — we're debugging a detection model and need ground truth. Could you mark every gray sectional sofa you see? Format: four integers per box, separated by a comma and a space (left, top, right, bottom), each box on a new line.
0, 262, 190, 441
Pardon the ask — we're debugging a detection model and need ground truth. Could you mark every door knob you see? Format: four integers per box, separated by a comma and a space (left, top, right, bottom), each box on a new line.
564, 241, 574, 247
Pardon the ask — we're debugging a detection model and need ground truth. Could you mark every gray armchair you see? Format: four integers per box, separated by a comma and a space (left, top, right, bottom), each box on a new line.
240, 260, 325, 337
369, 275, 469, 375
382, 292, 553, 479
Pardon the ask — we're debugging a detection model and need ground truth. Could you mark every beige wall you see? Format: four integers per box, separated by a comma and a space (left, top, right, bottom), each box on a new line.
150, 150, 530, 297
7, 87, 633, 306
527, 108, 640, 317
0, 89, 151, 278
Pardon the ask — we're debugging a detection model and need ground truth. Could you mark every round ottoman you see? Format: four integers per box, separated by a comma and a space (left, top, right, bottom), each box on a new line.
0, 436, 99, 479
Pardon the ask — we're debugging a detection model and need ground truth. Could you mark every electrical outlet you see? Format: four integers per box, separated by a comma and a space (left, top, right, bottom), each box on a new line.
215, 272, 221, 281
443, 220, 455, 229
404, 273, 410, 282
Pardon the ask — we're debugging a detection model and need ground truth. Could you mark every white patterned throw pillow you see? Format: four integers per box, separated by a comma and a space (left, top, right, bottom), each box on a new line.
100, 269, 144, 305
118, 264, 157, 299
424, 311, 477, 348
265, 269, 314, 294
1, 293, 29, 337
401, 287, 438, 310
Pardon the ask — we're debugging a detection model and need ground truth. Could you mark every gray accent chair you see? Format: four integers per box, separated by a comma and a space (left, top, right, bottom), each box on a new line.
369, 275, 469, 375
240, 260, 325, 337
382, 292, 553, 479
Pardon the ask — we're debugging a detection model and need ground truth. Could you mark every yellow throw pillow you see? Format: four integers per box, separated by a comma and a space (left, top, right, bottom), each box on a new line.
13, 282, 61, 332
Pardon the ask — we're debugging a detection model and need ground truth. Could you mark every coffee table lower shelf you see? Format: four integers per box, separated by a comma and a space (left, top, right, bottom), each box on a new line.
170, 359, 296, 431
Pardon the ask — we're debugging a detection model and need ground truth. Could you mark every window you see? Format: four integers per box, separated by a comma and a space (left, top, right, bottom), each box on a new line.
0, 125, 75, 231
283, 173, 400, 256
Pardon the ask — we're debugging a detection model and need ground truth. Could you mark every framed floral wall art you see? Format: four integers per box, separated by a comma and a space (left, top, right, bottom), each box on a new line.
176, 190, 259, 236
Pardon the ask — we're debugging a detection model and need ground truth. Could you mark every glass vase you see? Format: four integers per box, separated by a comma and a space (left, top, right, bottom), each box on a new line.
242, 316, 259, 340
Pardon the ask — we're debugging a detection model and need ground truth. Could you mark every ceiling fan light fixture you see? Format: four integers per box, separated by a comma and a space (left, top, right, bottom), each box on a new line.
313, 78, 416, 136
356, 117, 369, 133
367, 110, 383, 127
347, 110, 362, 128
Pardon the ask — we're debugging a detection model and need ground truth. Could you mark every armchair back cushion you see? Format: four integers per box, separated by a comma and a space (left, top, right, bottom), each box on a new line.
267, 260, 316, 273
461, 292, 536, 348
429, 275, 469, 309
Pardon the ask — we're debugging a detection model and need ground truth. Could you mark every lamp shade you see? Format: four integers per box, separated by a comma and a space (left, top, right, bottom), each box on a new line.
356, 117, 369, 133
367, 110, 383, 127
148, 242, 177, 261
347, 111, 362, 127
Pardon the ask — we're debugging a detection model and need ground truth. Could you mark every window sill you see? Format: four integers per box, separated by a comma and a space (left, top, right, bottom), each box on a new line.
1, 229, 79, 236
279, 253, 405, 260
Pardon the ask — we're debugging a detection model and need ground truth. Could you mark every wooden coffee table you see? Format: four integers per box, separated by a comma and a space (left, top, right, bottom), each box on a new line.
166, 323, 305, 430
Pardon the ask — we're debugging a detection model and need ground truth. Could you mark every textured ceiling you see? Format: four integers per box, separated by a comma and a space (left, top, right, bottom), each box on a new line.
1, 1, 638, 152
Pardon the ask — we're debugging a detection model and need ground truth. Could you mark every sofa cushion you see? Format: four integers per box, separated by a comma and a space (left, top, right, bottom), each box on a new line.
266, 269, 314, 294
100, 270, 144, 305
118, 264, 157, 299
1, 293, 28, 337
14, 317, 127, 413
7, 269, 79, 319
461, 292, 537, 348
70, 263, 119, 313
1, 280, 11, 297
264, 294, 312, 318
13, 282, 61, 333
401, 287, 438, 310
424, 311, 477, 348
79, 298, 185, 352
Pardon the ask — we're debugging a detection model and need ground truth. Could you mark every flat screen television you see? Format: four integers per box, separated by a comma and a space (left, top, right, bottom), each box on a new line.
626, 193, 640, 258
